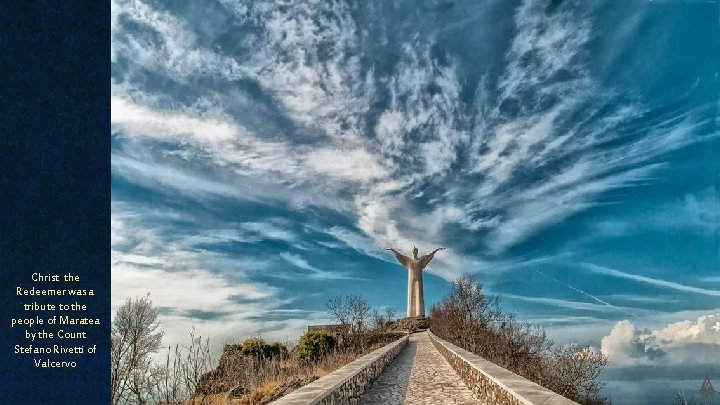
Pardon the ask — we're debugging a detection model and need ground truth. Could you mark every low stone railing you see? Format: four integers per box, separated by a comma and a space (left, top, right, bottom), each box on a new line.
428, 331, 578, 405
270, 334, 408, 405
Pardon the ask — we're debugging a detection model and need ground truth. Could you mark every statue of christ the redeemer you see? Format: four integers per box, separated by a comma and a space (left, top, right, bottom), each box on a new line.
386, 246, 445, 318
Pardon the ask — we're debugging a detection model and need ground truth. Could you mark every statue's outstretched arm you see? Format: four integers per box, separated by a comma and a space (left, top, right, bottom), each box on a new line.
419, 247, 445, 268
386, 248, 411, 268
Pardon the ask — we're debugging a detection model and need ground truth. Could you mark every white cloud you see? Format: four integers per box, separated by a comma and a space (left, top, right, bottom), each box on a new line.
306, 148, 388, 182
112, 89, 394, 188
322, 226, 392, 264
110, 0, 714, 282
605, 294, 679, 304
179, 221, 298, 247
647, 188, 719, 234
504, 294, 649, 316
279, 252, 356, 280
218, 0, 373, 143
241, 221, 298, 243
577, 187, 719, 249
112, 265, 273, 314
111, 96, 238, 143
181, 229, 259, 246
601, 314, 720, 365
111, 0, 249, 81
454, 0, 710, 253
111, 94, 301, 180
111, 205, 325, 353
112, 152, 351, 212
373, 43, 466, 177
482, 164, 661, 253
112, 154, 248, 200
279, 252, 320, 273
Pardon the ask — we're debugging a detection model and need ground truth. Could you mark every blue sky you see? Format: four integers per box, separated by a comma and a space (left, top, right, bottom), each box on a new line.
111, 0, 719, 402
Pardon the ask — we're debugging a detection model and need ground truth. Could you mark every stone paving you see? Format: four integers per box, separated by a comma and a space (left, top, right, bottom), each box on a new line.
359, 332, 480, 404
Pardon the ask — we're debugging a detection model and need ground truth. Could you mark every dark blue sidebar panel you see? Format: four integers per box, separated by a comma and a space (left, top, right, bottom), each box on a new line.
0, 2, 110, 404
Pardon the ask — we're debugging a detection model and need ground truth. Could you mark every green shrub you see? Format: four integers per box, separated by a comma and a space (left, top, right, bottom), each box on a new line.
239, 338, 287, 359
269, 341, 288, 358
297, 330, 336, 364
240, 337, 268, 357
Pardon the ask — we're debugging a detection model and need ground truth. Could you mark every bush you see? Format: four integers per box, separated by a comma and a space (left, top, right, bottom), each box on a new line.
269, 342, 288, 358
240, 338, 268, 357
297, 330, 336, 364
238, 338, 287, 360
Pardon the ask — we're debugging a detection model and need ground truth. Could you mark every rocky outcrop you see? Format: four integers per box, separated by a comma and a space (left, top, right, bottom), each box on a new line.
383, 317, 430, 333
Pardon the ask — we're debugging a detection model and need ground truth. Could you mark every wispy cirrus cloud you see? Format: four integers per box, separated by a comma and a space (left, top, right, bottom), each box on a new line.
113, 199, 373, 344
322, 226, 393, 264
110, 11, 718, 369
180, 221, 298, 247
112, 207, 321, 351
605, 294, 680, 304
279, 252, 357, 280
503, 294, 651, 316
111, 89, 393, 186
111, 0, 249, 80
582, 263, 720, 297
111, 0, 713, 272
217, 0, 374, 143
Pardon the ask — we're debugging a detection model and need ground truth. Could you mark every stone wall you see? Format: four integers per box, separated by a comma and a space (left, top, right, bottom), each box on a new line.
428, 331, 578, 405
270, 334, 408, 405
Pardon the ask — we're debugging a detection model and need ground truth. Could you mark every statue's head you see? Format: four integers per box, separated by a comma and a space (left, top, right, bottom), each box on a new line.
411, 245, 418, 259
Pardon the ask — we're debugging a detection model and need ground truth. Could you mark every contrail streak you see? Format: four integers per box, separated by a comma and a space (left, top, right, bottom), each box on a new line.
530, 267, 637, 318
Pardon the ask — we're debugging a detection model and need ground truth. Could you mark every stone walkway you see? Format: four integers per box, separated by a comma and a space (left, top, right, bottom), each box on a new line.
359, 332, 480, 404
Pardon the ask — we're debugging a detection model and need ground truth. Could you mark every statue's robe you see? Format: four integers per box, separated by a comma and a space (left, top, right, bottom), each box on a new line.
405, 259, 425, 317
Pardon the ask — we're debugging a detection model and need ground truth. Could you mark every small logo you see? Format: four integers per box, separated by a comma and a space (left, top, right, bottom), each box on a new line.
701, 376, 715, 403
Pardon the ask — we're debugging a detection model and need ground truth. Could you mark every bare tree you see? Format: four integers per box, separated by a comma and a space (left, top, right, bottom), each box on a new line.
542, 344, 608, 404
326, 294, 371, 334
371, 306, 398, 330
348, 295, 371, 333
371, 309, 387, 330
150, 328, 214, 405
111, 294, 164, 405
430, 276, 609, 405
326, 295, 351, 327
384, 306, 397, 323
